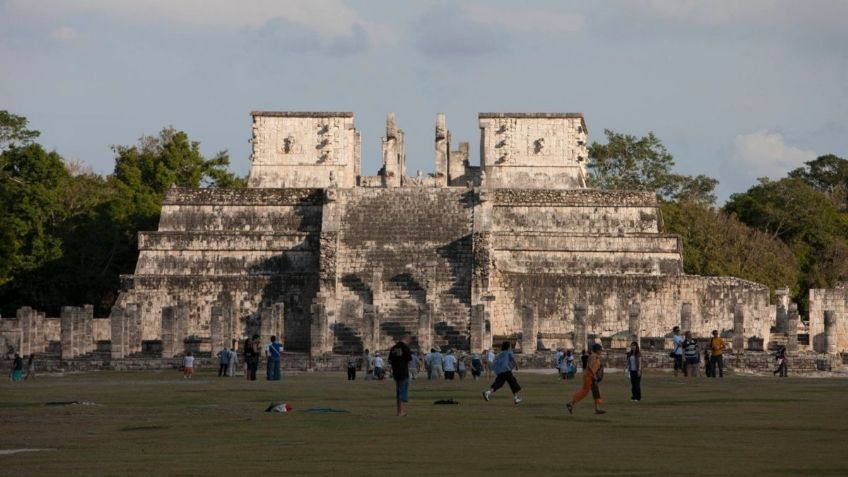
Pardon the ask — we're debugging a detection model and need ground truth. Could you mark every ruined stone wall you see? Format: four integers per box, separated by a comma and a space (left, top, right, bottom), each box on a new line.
493, 274, 772, 351
479, 114, 588, 189
809, 288, 847, 353
332, 188, 474, 352
247, 112, 360, 189
114, 188, 323, 352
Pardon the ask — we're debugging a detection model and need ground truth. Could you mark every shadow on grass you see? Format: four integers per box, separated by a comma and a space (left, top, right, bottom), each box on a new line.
120, 425, 170, 431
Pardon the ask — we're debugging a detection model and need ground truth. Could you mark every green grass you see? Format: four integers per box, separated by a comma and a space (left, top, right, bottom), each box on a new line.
1, 369, 846, 476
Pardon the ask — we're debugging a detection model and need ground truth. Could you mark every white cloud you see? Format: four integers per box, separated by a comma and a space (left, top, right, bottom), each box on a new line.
733, 130, 817, 179
466, 5, 584, 34
51, 26, 77, 42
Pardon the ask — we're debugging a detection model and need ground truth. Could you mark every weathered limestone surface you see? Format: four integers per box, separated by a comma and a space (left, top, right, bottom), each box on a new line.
809, 287, 848, 353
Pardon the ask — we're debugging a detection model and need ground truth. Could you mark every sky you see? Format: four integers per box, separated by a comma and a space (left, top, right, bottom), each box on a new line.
1, 0, 846, 203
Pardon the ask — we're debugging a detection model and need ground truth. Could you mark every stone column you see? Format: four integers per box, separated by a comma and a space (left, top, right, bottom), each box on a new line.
161, 306, 178, 358
787, 303, 799, 351
381, 113, 406, 187
210, 306, 224, 355
309, 295, 334, 356
126, 303, 140, 355
775, 288, 789, 333
417, 303, 433, 353
520, 304, 538, 353
470, 304, 486, 352
434, 113, 449, 187
824, 310, 838, 355
680, 302, 692, 333
82, 305, 94, 355
733, 304, 745, 353
363, 305, 379, 352
16, 307, 33, 356
573, 303, 588, 352
628, 302, 641, 344
110, 305, 126, 359
273, 303, 285, 345
60, 306, 76, 360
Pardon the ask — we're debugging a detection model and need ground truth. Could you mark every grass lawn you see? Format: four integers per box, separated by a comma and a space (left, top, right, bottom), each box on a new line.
1, 368, 846, 476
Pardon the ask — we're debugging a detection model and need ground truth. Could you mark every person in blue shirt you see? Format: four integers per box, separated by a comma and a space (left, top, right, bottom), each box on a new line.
266, 335, 283, 381
481, 341, 523, 404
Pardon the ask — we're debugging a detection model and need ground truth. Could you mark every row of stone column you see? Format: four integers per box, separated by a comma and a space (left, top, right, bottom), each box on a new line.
110, 303, 141, 359
60, 305, 95, 359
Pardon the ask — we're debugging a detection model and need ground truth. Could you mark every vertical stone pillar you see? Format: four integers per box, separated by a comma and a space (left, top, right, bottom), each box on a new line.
470, 304, 486, 352
628, 302, 641, 344
82, 305, 94, 355
381, 113, 406, 187
520, 304, 538, 353
16, 307, 33, 356
161, 306, 177, 358
60, 306, 76, 360
126, 303, 140, 355
363, 305, 379, 352
259, 307, 274, 341
733, 304, 745, 353
775, 288, 789, 333
573, 303, 588, 352
787, 303, 799, 351
310, 296, 334, 356
110, 305, 126, 359
417, 303, 433, 352
449, 142, 469, 186
824, 310, 838, 355
210, 306, 223, 355
680, 302, 692, 333
434, 113, 449, 187
272, 303, 285, 344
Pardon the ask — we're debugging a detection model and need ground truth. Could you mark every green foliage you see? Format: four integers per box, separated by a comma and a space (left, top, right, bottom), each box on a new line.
788, 154, 848, 210
725, 177, 848, 311
0, 117, 245, 316
587, 129, 717, 205
662, 200, 799, 297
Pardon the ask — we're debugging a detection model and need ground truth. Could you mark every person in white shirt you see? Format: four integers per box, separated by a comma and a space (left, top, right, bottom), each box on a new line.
182, 352, 195, 379
443, 350, 458, 380
373, 352, 385, 380
485, 349, 496, 378
671, 326, 685, 377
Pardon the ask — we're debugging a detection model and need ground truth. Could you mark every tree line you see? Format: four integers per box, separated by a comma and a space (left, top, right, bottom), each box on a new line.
1, 111, 845, 317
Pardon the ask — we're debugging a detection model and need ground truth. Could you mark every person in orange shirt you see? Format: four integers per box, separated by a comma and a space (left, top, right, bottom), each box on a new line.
709, 330, 725, 378
566, 343, 606, 415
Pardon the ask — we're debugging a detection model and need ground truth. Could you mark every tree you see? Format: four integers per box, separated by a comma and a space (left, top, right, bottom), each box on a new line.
0, 110, 40, 151
788, 154, 848, 210
587, 129, 718, 205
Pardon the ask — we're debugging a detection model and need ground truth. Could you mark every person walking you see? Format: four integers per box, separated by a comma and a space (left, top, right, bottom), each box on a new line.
470, 352, 483, 380
389, 334, 413, 416
24, 353, 36, 380
566, 343, 606, 415
217, 346, 230, 377
182, 351, 195, 379
485, 348, 496, 378
457, 355, 467, 380
266, 336, 283, 381
672, 326, 685, 377
560, 350, 576, 380
709, 330, 725, 378
373, 352, 385, 380
227, 345, 239, 377
10, 352, 23, 383
626, 341, 642, 402
773, 345, 788, 377
682, 332, 699, 378
430, 348, 444, 380
346, 352, 357, 380
443, 350, 457, 380
482, 341, 523, 405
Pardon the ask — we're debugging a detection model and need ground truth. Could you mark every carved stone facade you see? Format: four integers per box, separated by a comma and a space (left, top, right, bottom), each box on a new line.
2, 111, 810, 362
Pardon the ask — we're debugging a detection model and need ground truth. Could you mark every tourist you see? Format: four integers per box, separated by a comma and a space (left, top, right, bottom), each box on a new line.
424, 349, 432, 379
457, 354, 467, 380
672, 326, 685, 377
430, 348, 444, 379
409, 351, 419, 380
182, 351, 194, 379
363, 349, 372, 380
244, 334, 260, 381
470, 352, 483, 380
217, 346, 230, 377
554, 348, 564, 372
560, 350, 576, 380
626, 341, 642, 402
704, 347, 714, 377
773, 345, 788, 377
709, 330, 725, 378
266, 335, 283, 381
227, 345, 239, 377
682, 331, 699, 378
388, 334, 413, 416
25, 353, 35, 380
347, 352, 357, 380
373, 352, 385, 380
566, 343, 605, 415
482, 341, 523, 404
580, 349, 589, 371
443, 350, 457, 380
485, 348, 495, 378
10, 352, 23, 383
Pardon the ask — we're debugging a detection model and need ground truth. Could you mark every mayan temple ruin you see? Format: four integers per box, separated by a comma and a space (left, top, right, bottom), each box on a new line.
2, 111, 845, 369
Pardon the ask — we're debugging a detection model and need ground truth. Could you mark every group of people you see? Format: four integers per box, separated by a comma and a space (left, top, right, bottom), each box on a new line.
7, 352, 35, 382
180, 334, 285, 381
349, 347, 501, 382
670, 326, 730, 378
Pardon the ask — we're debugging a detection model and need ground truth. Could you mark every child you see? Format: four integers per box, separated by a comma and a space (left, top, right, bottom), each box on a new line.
373, 352, 384, 380
182, 351, 195, 379
347, 352, 357, 380
482, 341, 523, 405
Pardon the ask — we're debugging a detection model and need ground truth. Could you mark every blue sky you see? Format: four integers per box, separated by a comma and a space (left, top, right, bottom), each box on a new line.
1, 0, 846, 203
